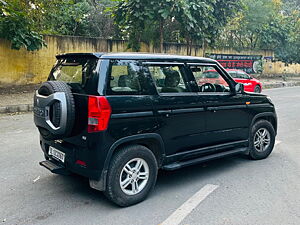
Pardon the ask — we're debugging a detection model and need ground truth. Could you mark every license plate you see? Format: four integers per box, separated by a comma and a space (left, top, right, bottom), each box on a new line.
49, 147, 65, 163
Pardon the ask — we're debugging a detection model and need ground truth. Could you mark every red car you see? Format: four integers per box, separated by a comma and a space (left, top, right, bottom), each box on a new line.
200, 69, 262, 93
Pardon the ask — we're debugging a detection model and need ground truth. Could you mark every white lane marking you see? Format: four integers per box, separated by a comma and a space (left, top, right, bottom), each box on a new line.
33, 176, 40, 183
275, 140, 282, 146
160, 184, 219, 225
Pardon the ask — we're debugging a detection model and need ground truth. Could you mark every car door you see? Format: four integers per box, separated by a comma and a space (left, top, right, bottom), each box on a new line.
188, 64, 250, 148
235, 71, 253, 92
144, 62, 207, 159
104, 59, 159, 141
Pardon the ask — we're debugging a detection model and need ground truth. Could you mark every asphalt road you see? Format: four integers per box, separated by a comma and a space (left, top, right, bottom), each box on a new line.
0, 87, 299, 225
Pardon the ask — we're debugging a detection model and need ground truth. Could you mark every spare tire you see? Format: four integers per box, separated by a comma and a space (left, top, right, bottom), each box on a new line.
34, 81, 75, 140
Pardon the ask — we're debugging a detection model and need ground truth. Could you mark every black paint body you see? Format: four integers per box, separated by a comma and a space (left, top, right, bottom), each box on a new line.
39, 53, 277, 187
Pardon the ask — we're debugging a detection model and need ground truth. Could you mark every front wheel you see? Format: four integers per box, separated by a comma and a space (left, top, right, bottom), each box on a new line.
104, 145, 158, 207
249, 120, 275, 160
254, 85, 261, 93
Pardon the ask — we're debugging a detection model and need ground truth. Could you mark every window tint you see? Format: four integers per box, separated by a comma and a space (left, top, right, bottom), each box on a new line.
237, 71, 249, 79
228, 71, 238, 78
202, 71, 220, 78
107, 60, 147, 95
50, 57, 98, 86
147, 65, 189, 93
190, 65, 230, 93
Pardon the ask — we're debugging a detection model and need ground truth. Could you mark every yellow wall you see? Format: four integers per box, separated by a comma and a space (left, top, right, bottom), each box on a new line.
0, 35, 299, 86
264, 61, 300, 75
0, 35, 109, 86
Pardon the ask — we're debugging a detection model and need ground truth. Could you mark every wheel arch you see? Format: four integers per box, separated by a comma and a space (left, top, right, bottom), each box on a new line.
250, 112, 277, 135
105, 134, 166, 169
90, 133, 165, 191
90, 133, 166, 191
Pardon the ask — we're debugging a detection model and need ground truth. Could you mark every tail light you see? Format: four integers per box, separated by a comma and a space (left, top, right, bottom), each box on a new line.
88, 96, 112, 133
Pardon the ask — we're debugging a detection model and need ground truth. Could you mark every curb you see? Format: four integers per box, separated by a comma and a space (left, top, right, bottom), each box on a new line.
0, 104, 33, 114
263, 81, 300, 89
1, 81, 300, 114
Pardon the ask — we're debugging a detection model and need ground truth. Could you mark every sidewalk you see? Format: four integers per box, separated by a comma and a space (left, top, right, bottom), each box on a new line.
1, 78, 300, 114
0, 84, 38, 114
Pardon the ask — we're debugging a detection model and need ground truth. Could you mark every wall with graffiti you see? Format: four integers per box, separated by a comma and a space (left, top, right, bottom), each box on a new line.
207, 54, 263, 74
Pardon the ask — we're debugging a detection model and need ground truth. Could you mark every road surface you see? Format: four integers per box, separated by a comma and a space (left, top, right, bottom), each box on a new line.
0, 87, 299, 225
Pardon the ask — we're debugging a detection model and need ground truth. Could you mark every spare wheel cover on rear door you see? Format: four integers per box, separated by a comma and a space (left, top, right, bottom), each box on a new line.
34, 81, 75, 140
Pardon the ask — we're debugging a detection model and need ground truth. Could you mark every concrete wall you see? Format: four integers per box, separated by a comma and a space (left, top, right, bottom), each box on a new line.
264, 61, 300, 76
0, 35, 299, 86
0, 35, 108, 86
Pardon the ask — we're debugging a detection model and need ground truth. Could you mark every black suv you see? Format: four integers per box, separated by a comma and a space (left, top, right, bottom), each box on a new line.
34, 53, 277, 206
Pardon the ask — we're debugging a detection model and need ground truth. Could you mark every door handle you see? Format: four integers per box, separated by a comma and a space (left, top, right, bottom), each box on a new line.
207, 107, 218, 112
157, 110, 172, 117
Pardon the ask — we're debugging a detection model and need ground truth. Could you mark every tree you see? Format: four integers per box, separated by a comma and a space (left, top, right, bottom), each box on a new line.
0, 0, 117, 50
275, 11, 300, 63
0, 0, 45, 51
112, 0, 179, 51
218, 0, 281, 49
112, 0, 242, 53
176, 0, 242, 54
216, 0, 300, 63
85, 0, 117, 39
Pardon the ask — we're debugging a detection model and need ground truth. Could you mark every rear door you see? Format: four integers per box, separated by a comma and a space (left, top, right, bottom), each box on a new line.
145, 62, 206, 158
188, 64, 250, 147
47, 55, 100, 143
104, 59, 158, 141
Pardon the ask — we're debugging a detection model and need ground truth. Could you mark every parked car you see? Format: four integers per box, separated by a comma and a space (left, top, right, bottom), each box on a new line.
198, 69, 262, 93
34, 53, 277, 207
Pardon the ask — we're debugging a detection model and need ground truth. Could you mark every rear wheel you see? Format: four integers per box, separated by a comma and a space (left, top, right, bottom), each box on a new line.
254, 85, 261, 93
104, 145, 158, 207
249, 120, 275, 160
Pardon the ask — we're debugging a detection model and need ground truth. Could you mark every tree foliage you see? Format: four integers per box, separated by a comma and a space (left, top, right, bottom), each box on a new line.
0, 0, 299, 63
215, 0, 300, 63
0, 0, 117, 51
40, 0, 116, 38
0, 0, 45, 51
112, 0, 241, 53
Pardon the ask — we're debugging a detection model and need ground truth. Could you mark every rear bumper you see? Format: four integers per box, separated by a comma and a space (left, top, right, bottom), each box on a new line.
40, 139, 103, 180
40, 160, 71, 175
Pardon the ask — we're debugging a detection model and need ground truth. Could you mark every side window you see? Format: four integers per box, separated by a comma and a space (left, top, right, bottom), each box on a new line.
147, 65, 189, 93
237, 71, 249, 79
228, 71, 238, 78
107, 60, 147, 95
189, 65, 230, 93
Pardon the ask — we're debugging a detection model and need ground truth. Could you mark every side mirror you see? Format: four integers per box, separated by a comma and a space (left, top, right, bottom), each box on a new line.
248, 76, 253, 80
235, 83, 244, 94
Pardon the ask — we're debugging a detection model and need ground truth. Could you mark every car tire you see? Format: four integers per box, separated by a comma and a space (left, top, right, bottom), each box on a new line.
254, 85, 261, 93
36, 81, 75, 140
248, 120, 275, 160
104, 145, 158, 207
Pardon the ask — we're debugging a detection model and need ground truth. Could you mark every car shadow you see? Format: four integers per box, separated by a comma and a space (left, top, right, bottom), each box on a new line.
39, 155, 252, 210
156, 155, 251, 190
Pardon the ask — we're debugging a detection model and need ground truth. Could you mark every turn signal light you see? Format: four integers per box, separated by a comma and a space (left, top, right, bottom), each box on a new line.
88, 96, 112, 133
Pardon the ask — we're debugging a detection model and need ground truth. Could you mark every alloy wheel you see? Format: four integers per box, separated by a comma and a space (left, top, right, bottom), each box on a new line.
119, 158, 149, 195
254, 128, 271, 152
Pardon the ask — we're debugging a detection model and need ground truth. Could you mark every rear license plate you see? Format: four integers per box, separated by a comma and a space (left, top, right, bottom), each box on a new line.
49, 147, 65, 163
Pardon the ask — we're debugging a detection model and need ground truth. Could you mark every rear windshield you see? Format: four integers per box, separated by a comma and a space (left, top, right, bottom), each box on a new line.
49, 56, 98, 87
